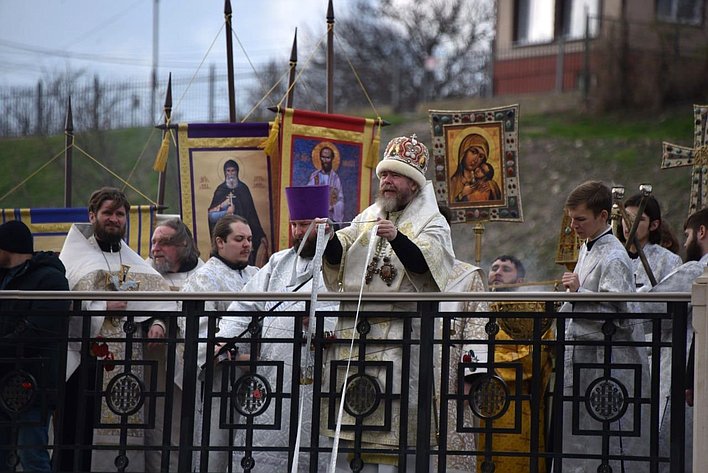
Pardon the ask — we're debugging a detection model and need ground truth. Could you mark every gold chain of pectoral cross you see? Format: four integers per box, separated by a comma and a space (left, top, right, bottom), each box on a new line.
364, 213, 400, 286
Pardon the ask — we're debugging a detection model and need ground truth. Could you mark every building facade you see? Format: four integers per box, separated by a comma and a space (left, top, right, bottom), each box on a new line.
493, 0, 708, 108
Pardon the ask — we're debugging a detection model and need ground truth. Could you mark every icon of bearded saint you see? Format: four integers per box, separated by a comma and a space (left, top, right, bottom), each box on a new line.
308, 141, 345, 222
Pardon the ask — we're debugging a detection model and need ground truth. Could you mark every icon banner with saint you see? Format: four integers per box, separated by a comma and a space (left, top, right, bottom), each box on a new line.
272, 108, 378, 250
429, 105, 523, 223
176, 122, 274, 266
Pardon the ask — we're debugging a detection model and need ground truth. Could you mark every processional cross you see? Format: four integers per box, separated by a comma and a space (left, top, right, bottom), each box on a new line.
661, 105, 708, 215
555, 212, 582, 272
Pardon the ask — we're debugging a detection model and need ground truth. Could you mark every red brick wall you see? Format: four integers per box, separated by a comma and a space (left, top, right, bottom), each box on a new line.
494, 51, 585, 95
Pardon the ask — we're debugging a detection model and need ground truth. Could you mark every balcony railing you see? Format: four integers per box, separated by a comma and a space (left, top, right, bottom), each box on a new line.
0, 288, 701, 473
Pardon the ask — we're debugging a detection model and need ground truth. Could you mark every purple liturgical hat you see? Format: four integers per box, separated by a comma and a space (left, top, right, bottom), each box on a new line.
285, 185, 330, 221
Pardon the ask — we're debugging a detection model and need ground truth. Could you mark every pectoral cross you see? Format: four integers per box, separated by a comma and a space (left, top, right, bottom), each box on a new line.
105, 264, 140, 291
364, 256, 398, 286
661, 105, 708, 216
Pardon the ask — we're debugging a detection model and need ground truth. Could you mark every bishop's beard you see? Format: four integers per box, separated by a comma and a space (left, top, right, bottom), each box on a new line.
376, 185, 416, 213
376, 193, 399, 213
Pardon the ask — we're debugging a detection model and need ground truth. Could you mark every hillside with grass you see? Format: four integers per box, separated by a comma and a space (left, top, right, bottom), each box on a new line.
0, 99, 697, 284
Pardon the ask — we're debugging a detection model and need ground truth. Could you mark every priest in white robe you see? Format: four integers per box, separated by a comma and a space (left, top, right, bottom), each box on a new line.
58, 187, 177, 473
147, 218, 204, 290
144, 218, 203, 471
620, 194, 682, 290
640, 208, 708, 473
223, 185, 337, 472
560, 181, 650, 473
181, 214, 258, 473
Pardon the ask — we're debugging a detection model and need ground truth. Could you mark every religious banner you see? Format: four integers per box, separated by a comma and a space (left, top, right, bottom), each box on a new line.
661, 104, 708, 216
0, 206, 156, 256
429, 105, 523, 223
271, 108, 378, 249
176, 122, 274, 266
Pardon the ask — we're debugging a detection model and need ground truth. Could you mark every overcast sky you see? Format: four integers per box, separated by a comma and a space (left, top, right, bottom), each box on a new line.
0, 0, 334, 88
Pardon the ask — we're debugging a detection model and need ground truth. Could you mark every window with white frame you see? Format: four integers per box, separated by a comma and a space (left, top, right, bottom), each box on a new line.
561, 0, 600, 39
514, 0, 600, 44
515, 0, 555, 44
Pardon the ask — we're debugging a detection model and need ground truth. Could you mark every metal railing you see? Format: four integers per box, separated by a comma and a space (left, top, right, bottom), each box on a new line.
0, 290, 695, 472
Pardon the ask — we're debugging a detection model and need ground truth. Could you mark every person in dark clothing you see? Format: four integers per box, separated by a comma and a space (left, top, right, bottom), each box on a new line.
0, 220, 70, 472
207, 159, 268, 266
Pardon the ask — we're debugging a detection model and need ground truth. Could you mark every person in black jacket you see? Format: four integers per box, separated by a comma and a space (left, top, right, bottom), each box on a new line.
0, 220, 69, 472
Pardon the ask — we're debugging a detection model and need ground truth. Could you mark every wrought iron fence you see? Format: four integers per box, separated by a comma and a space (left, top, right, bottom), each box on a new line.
0, 291, 693, 472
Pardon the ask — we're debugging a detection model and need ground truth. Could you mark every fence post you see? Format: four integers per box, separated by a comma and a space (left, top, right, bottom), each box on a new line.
669, 301, 688, 472
582, 11, 591, 105
178, 299, 201, 472
555, 36, 565, 93
35, 81, 43, 135
416, 301, 435, 472
208, 64, 216, 122
93, 75, 100, 130
691, 267, 708, 471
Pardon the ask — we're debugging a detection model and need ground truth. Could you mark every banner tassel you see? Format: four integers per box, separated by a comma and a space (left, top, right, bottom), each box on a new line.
152, 132, 170, 173
260, 112, 281, 157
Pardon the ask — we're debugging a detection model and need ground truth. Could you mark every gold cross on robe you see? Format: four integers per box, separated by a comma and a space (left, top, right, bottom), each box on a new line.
661, 104, 708, 216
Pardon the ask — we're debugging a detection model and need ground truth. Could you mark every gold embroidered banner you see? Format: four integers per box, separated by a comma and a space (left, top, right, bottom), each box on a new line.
274, 108, 377, 249
176, 122, 274, 266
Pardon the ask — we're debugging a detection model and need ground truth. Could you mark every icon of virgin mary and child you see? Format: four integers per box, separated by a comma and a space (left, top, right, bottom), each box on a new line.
449, 133, 502, 203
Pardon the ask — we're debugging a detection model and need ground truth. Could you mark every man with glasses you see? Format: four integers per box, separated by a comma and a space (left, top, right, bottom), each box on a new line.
147, 218, 203, 291
145, 218, 204, 470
